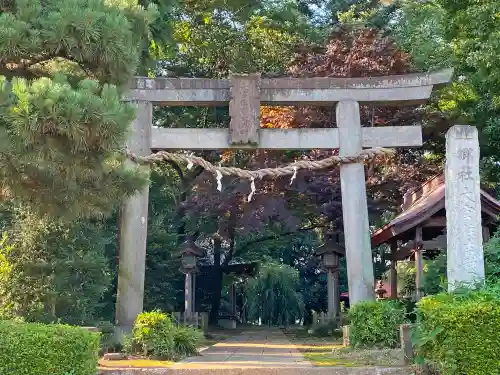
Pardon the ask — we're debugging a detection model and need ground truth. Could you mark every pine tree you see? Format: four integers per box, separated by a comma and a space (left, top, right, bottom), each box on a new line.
0, 0, 158, 219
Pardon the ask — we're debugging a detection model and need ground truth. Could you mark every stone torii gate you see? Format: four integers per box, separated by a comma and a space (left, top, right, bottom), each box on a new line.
116, 70, 453, 330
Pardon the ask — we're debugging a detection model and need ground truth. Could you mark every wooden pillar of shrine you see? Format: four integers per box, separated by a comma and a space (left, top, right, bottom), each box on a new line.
390, 240, 398, 300
415, 227, 423, 300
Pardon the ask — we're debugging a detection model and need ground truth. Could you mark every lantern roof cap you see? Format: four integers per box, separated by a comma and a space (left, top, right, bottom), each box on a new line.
178, 237, 205, 257
314, 232, 345, 256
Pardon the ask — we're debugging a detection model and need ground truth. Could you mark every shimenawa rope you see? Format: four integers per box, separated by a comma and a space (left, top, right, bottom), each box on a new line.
125, 147, 394, 180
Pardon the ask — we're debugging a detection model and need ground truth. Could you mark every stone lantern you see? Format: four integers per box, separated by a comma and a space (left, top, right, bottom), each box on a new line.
315, 233, 345, 321
181, 252, 198, 271
178, 237, 204, 322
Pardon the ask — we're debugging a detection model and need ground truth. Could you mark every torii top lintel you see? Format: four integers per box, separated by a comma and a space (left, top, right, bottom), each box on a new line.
125, 69, 453, 149
125, 69, 453, 106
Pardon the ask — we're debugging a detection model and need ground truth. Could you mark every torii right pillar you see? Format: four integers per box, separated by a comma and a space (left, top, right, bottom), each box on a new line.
337, 100, 375, 303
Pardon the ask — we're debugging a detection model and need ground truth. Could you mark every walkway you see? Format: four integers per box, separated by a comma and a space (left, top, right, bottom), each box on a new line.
172, 328, 313, 369
99, 328, 410, 374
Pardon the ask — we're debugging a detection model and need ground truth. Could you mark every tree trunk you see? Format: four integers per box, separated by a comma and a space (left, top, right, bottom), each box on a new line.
209, 237, 223, 325
209, 269, 223, 325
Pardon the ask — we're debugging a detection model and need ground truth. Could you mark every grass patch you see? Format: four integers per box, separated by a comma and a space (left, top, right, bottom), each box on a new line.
304, 348, 405, 367
284, 326, 405, 368
303, 352, 358, 367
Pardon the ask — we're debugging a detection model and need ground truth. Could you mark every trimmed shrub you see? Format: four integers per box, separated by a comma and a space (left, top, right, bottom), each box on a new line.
0, 320, 100, 375
415, 285, 500, 375
347, 300, 406, 348
126, 310, 175, 359
126, 310, 203, 360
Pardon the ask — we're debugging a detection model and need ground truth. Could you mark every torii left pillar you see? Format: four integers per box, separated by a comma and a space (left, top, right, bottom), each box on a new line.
116, 100, 152, 333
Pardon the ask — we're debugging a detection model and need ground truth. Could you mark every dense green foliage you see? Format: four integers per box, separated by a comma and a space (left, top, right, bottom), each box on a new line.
0, 0, 156, 218
484, 231, 500, 282
395, 230, 500, 298
245, 263, 304, 326
415, 285, 500, 375
172, 324, 206, 359
392, 0, 500, 185
0, 320, 100, 375
0, 208, 112, 324
347, 300, 406, 348
125, 310, 203, 360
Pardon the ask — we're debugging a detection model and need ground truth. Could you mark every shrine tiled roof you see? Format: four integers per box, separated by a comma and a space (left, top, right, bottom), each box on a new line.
371, 174, 500, 247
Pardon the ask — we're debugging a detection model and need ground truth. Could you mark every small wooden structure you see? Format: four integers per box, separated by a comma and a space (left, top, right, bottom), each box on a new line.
371, 173, 500, 299
197, 262, 258, 328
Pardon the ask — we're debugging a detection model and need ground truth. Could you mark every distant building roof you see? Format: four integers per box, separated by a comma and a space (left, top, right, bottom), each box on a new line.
199, 262, 259, 277
371, 174, 500, 248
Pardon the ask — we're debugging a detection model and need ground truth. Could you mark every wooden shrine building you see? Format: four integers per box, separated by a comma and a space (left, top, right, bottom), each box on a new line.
371, 173, 500, 299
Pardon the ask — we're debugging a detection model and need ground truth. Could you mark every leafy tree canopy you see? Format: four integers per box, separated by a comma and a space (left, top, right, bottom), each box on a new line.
0, 0, 157, 219
0, 207, 113, 324
245, 262, 304, 326
392, 0, 500, 185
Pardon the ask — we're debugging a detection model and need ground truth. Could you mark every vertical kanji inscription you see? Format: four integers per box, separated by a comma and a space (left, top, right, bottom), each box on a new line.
229, 74, 261, 145
445, 125, 485, 290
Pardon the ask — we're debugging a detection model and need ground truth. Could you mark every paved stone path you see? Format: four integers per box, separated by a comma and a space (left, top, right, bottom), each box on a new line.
172, 328, 313, 369
99, 329, 411, 375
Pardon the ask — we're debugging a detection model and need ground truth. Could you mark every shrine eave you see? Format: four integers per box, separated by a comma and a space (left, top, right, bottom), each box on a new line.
125, 69, 453, 106
371, 174, 500, 248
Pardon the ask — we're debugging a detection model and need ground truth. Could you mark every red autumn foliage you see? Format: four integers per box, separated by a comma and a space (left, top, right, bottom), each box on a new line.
170, 26, 445, 323
184, 27, 441, 244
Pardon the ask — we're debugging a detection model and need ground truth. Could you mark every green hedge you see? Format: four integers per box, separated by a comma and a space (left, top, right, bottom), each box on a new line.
347, 300, 406, 348
416, 285, 500, 375
0, 320, 100, 375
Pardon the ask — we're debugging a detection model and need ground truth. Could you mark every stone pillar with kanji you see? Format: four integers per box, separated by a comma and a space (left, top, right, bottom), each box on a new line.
445, 125, 485, 290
